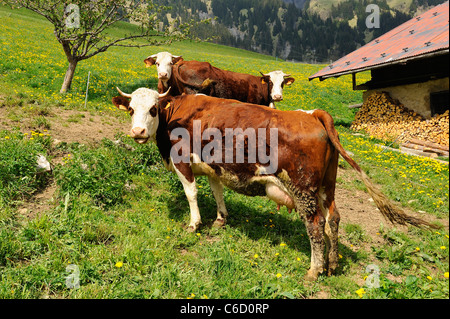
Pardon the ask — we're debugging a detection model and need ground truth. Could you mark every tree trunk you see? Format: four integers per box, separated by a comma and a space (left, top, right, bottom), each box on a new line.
60, 59, 78, 93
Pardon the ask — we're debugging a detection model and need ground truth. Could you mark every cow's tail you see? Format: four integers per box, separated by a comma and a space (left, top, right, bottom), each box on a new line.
315, 110, 439, 230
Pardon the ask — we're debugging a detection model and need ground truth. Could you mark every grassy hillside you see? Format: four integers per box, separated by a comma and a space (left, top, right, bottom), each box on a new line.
0, 5, 363, 123
307, 0, 347, 18
0, 5, 448, 300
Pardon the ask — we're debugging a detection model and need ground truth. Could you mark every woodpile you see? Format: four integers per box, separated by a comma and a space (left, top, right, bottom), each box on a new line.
351, 92, 449, 158
402, 138, 449, 158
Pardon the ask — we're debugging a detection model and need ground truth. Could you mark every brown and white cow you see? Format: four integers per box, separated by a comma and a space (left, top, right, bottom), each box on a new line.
112, 88, 436, 281
144, 52, 295, 109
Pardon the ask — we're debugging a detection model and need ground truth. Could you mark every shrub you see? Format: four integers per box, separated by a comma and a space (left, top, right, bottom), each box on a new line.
54, 135, 161, 209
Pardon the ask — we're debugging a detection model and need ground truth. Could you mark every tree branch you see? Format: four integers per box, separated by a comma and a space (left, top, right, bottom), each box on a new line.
79, 33, 167, 61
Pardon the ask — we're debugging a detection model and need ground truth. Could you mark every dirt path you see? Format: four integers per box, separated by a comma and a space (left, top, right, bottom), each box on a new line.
0, 105, 129, 145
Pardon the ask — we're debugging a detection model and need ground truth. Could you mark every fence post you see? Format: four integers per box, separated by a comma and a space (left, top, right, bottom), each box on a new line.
84, 71, 91, 108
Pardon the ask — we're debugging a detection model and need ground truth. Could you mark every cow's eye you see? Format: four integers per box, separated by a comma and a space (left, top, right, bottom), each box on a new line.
156, 62, 160, 66
149, 106, 158, 117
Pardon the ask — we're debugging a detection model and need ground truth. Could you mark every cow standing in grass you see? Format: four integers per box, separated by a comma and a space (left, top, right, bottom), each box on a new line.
112, 87, 437, 281
144, 52, 295, 109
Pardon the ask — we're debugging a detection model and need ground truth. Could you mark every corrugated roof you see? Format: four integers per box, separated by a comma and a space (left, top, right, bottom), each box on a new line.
309, 1, 449, 81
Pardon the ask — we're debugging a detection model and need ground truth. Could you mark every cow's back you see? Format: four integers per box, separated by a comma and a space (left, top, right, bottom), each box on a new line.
174, 61, 270, 105
167, 94, 325, 137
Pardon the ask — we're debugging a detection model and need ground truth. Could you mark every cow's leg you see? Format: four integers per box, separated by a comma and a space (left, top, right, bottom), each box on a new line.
298, 194, 326, 281
173, 163, 202, 232
321, 150, 340, 276
324, 201, 340, 276
208, 176, 228, 228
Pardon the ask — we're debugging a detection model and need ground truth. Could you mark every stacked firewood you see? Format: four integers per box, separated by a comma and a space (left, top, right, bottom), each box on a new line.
351, 92, 449, 157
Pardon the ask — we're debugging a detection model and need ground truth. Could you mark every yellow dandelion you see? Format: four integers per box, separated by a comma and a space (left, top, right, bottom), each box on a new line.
276, 273, 282, 278
444, 272, 449, 279
355, 288, 366, 298
115, 261, 123, 268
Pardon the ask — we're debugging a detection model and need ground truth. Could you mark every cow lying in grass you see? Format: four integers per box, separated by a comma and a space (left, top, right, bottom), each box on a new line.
144, 52, 294, 109
112, 87, 437, 281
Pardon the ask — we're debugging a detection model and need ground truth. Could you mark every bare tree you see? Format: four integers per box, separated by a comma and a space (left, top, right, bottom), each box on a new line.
2, 0, 204, 93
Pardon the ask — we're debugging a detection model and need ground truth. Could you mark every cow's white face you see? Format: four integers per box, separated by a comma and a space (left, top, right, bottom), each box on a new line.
113, 88, 170, 144
128, 89, 160, 144
144, 52, 182, 82
262, 71, 295, 108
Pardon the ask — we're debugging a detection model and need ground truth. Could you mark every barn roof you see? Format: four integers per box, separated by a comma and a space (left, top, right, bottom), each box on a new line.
309, 1, 449, 81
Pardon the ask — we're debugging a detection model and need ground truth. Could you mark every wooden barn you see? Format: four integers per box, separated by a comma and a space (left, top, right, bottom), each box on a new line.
309, 1, 449, 120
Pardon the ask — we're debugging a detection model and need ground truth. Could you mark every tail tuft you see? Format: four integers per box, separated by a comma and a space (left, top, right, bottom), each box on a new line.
360, 171, 440, 230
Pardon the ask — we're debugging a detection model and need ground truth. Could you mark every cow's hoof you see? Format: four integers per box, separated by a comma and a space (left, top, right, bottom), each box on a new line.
327, 268, 336, 277
187, 225, 199, 233
212, 218, 226, 228
327, 264, 338, 277
304, 269, 320, 282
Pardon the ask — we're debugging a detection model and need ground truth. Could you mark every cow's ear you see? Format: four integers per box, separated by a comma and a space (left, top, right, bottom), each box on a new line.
112, 96, 131, 111
260, 76, 270, 85
284, 77, 295, 86
172, 56, 183, 65
144, 57, 156, 67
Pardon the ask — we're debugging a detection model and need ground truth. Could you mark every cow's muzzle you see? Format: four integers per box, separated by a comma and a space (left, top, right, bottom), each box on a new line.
158, 73, 169, 80
131, 127, 149, 144
273, 95, 283, 102
134, 138, 149, 144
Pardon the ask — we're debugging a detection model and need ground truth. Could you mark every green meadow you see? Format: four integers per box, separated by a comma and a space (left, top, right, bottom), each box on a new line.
0, 6, 448, 299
